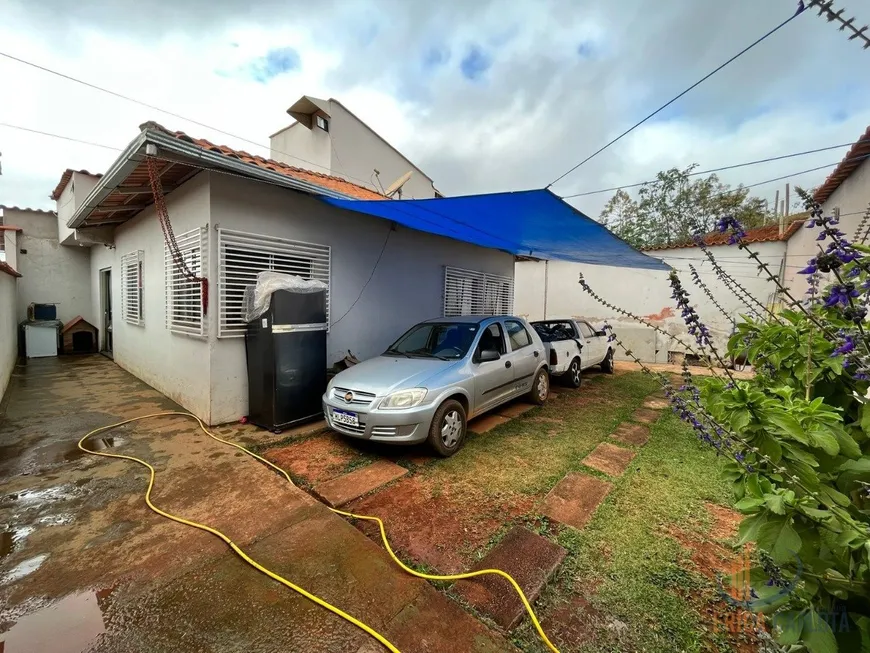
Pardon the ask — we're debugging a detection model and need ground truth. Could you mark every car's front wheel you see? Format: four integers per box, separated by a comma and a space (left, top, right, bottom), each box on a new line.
427, 399, 467, 457
527, 368, 549, 405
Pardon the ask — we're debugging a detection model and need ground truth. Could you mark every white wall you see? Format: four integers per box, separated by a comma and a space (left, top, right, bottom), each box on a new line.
100, 173, 213, 421
270, 102, 437, 199
270, 123, 332, 175
328, 102, 437, 199
0, 269, 18, 401
515, 241, 787, 362
208, 174, 513, 423
6, 208, 92, 325
57, 172, 101, 245
785, 157, 870, 296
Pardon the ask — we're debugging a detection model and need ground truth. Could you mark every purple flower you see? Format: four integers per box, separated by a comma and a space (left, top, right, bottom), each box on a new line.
817, 232, 828, 241
797, 260, 818, 275
833, 334, 856, 356
823, 284, 859, 308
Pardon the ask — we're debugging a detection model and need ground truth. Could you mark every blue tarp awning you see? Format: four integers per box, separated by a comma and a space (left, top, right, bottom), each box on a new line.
320, 188, 668, 270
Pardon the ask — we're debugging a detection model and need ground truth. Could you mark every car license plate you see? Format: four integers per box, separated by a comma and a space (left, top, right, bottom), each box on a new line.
332, 409, 359, 427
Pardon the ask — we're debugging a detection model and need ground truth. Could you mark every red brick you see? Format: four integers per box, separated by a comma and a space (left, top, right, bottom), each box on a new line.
453, 527, 566, 630
581, 443, 636, 477
312, 461, 408, 507
540, 473, 612, 530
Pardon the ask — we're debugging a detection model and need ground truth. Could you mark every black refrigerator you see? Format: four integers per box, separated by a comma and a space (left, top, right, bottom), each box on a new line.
245, 288, 327, 432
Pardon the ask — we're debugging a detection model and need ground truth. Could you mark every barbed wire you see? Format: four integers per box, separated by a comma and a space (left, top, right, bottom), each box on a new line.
806, 0, 870, 49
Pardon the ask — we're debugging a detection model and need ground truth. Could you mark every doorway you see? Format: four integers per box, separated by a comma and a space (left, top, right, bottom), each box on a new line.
100, 268, 113, 357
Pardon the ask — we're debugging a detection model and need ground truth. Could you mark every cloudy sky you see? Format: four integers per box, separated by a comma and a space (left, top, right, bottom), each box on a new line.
0, 0, 868, 218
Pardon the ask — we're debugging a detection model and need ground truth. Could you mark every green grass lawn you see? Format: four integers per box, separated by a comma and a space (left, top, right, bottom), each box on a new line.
418, 371, 737, 652
506, 395, 736, 652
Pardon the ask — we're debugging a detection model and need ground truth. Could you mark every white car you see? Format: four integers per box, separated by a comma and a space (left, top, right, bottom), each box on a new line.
530, 319, 614, 388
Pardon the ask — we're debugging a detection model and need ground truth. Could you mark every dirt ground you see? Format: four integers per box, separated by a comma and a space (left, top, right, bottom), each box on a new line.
0, 356, 513, 653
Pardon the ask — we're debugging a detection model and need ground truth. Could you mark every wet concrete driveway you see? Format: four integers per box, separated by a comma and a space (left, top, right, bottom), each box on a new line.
0, 356, 515, 653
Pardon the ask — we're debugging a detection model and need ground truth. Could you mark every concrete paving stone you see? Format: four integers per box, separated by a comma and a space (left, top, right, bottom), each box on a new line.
386, 584, 519, 652
495, 402, 536, 419
313, 460, 408, 507
548, 391, 559, 400
611, 422, 651, 447
468, 414, 511, 434
581, 442, 636, 477
540, 473, 613, 531
453, 526, 567, 631
631, 407, 662, 424
642, 397, 670, 410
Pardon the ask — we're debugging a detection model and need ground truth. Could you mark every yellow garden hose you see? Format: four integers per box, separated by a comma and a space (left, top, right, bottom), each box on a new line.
78, 411, 560, 653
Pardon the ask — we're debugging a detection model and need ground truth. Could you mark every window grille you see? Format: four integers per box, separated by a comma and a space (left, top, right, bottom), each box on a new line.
217, 228, 330, 337
443, 266, 513, 317
165, 227, 207, 336
121, 250, 144, 325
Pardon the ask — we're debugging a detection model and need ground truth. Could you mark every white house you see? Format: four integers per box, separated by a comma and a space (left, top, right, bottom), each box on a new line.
515, 221, 803, 363
270, 95, 440, 200
48, 121, 514, 425
784, 123, 870, 296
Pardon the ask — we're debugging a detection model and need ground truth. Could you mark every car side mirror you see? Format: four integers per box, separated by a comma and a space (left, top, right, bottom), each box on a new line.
478, 349, 501, 363
595, 330, 606, 337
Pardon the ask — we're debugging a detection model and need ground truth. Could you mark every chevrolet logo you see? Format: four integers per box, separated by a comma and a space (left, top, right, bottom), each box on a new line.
344, 391, 354, 403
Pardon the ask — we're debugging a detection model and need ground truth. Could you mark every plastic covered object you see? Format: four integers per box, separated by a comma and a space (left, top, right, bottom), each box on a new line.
243, 271, 327, 323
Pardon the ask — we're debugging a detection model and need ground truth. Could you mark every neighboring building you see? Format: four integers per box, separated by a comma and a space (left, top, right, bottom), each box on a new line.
515, 221, 803, 363
784, 124, 870, 296
56, 121, 514, 424
270, 96, 439, 200
0, 204, 92, 324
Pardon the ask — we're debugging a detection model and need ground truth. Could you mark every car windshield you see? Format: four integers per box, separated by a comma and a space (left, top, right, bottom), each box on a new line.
385, 322, 479, 360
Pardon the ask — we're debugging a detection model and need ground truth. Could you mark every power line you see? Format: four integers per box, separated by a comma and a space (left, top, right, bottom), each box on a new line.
560, 140, 860, 199
0, 122, 122, 152
546, 3, 807, 189
4, 120, 857, 269
0, 50, 379, 190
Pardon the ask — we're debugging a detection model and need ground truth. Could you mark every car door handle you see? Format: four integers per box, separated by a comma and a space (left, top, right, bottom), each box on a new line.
505, 361, 512, 369
586, 340, 591, 344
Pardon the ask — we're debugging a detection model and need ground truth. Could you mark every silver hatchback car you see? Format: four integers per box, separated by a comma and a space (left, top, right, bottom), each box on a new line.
322, 315, 550, 456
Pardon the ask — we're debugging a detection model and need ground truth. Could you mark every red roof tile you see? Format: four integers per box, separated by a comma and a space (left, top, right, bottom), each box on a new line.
642, 218, 806, 252
50, 169, 104, 201
145, 122, 385, 201
813, 125, 870, 205
0, 261, 21, 278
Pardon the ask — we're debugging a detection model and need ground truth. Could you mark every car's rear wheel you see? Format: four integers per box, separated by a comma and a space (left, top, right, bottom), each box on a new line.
427, 399, 467, 457
601, 349, 615, 374
527, 368, 549, 405
564, 357, 582, 388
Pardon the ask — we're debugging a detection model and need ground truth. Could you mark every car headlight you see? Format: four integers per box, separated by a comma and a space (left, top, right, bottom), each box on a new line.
379, 388, 428, 409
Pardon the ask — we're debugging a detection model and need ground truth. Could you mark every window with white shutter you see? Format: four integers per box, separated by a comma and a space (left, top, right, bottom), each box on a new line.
443, 266, 513, 317
121, 250, 144, 325
217, 228, 330, 337
165, 227, 207, 336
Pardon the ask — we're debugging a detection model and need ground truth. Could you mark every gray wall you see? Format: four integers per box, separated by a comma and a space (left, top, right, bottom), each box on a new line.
4, 208, 92, 325
208, 174, 513, 422
91, 174, 214, 420
0, 268, 17, 400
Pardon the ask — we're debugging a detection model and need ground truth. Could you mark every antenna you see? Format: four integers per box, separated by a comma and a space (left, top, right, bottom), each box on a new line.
384, 171, 413, 198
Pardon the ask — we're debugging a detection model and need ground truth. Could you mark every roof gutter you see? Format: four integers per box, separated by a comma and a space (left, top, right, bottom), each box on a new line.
68, 127, 358, 229
67, 131, 149, 229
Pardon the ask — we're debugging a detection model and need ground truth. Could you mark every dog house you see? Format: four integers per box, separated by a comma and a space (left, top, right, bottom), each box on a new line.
62, 316, 99, 354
